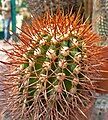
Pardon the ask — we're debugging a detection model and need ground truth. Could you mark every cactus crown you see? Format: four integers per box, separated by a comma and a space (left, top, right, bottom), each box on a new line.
1, 9, 104, 120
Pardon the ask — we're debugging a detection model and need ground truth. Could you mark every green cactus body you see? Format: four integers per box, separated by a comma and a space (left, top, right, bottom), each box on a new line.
1, 9, 107, 120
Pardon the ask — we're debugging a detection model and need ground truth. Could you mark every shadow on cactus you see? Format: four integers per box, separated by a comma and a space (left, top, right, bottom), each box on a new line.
0, 8, 108, 120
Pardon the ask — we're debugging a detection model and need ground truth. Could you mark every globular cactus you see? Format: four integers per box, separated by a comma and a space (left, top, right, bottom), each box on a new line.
1, 9, 108, 120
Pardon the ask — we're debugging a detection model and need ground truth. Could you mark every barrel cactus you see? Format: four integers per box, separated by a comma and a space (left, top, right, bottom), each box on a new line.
1, 9, 108, 120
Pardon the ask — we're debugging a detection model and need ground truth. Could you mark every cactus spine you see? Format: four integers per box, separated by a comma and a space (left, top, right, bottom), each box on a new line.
1, 9, 107, 120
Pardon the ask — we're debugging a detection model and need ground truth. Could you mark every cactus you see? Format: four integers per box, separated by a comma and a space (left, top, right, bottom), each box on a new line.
27, 0, 84, 16
92, 0, 108, 44
1, 9, 108, 120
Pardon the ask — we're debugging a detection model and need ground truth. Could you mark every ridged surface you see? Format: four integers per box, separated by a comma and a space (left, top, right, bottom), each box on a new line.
0, 9, 108, 120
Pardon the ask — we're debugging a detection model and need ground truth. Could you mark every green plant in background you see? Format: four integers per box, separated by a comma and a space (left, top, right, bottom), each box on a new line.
0, 8, 108, 120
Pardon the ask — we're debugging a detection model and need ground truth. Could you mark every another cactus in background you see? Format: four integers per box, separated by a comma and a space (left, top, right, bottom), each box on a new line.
92, 0, 108, 45
0, 9, 108, 120
27, 0, 84, 16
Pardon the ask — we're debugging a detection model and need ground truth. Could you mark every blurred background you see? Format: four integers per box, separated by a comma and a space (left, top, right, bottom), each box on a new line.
0, 0, 30, 39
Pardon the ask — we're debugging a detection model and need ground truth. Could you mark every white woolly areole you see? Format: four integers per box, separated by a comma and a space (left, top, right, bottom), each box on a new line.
57, 73, 66, 81
39, 74, 47, 82
58, 59, 67, 68
42, 61, 51, 70
46, 49, 56, 59
60, 46, 69, 56
34, 48, 41, 55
